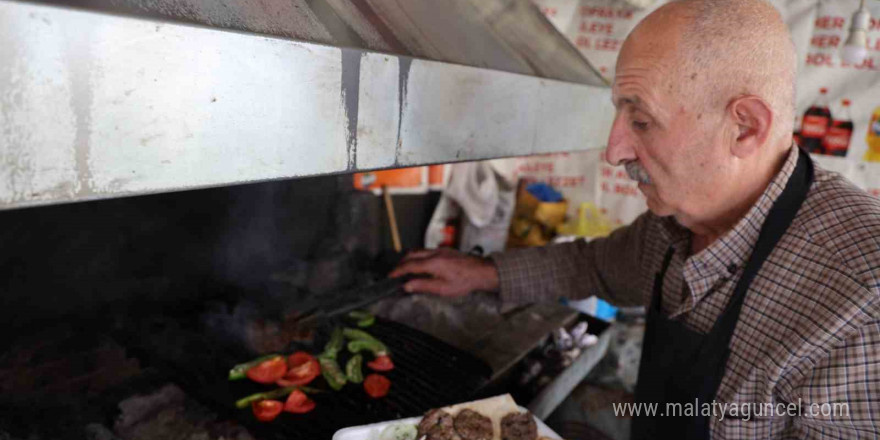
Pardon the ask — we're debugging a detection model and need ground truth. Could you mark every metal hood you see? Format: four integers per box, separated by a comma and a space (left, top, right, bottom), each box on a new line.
0, 0, 614, 209
29, 0, 607, 85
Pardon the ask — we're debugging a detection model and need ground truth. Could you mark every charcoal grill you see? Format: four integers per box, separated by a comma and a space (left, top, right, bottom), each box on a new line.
118, 313, 492, 439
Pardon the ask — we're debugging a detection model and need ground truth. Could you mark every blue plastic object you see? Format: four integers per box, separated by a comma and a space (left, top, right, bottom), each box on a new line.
526, 182, 564, 202
594, 299, 619, 321
559, 296, 618, 322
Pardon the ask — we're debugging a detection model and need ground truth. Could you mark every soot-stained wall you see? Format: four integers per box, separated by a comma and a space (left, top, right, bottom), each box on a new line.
0, 174, 437, 331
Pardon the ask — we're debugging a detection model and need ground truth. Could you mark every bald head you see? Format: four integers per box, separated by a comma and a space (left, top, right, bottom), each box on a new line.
607, 0, 801, 234
625, 0, 797, 141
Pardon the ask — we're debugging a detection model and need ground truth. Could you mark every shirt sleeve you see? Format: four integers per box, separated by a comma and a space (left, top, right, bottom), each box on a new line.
785, 319, 880, 438
489, 212, 654, 307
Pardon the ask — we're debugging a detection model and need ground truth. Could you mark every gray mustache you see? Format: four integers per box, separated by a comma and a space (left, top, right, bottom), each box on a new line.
624, 161, 652, 185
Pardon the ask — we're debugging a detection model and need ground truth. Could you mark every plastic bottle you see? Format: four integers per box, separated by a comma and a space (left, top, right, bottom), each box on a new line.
865, 107, 880, 162
792, 115, 802, 148
822, 99, 854, 157
800, 88, 832, 154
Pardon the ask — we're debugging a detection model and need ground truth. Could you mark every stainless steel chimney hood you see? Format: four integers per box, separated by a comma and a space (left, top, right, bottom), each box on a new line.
0, 0, 615, 210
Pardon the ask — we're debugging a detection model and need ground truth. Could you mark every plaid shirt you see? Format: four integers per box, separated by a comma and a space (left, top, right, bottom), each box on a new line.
492, 146, 880, 439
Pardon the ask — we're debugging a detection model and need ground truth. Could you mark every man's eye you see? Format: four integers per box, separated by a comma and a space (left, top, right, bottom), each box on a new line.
632, 120, 649, 131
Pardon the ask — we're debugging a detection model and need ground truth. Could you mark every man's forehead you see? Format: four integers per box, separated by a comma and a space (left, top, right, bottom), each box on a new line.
611, 92, 642, 107
612, 43, 681, 109
616, 29, 679, 71
611, 72, 673, 122
612, 67, 662, 109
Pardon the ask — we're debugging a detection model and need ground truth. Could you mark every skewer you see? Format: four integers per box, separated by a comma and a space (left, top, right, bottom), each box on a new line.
383, 185, 402, 253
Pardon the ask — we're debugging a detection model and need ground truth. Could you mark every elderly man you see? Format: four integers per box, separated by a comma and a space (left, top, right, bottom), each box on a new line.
391, 0, 880, 438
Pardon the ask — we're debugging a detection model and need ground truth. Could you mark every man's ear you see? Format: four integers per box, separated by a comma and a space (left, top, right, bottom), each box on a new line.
727, 96, 773, 159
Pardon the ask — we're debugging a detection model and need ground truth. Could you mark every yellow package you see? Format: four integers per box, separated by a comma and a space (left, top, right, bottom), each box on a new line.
865, 106, 880, 162
507, 184, 568, 248
557, 202, 615, 239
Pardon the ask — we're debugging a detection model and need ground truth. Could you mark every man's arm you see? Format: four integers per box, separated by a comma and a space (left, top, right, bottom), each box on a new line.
783, 318, 880, 438
390, 212, 654, 306
490, 212, 653, 307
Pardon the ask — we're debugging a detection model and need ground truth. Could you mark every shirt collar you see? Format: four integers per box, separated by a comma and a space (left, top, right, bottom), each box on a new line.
683, 145, 801, 290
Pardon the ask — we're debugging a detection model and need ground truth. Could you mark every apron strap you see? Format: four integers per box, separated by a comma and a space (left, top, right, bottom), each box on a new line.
651, 246, 677, 312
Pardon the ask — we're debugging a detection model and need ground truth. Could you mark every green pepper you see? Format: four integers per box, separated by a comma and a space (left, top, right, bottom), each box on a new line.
345, 354, 364, 383
347, 339, 389, 357
233, 385, 321, 409
347, 310, 376, 328
342, 328, 380, 343
343, 328, 389, 356
319, 355, 347, 390
322, 327, 345, 360
228, 354, 282, 381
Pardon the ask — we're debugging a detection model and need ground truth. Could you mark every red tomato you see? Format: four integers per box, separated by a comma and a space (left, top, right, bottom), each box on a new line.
252, 400, 283, 422
366, 355, 395, 372
286, 398, 316, 414
284, 390, 316, 414
288, 351, 318, 370
364, 374, 391, 398
246, 356, 287, 384
277, 352, 321, 386
285, 389, 308, 408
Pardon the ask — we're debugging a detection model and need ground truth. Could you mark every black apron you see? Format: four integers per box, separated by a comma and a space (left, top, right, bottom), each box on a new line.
631, 151, 813, 440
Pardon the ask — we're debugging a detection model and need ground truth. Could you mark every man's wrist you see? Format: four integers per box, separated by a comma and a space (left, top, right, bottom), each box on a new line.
474, 256, 500, 292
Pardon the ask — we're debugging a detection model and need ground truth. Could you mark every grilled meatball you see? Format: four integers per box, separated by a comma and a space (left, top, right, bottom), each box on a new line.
500, 412, 537, 440
418, 409, 461, 440
453, 409, 493, 440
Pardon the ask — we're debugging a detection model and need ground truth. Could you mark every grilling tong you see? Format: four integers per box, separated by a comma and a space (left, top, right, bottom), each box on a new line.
291, 274, 425, 328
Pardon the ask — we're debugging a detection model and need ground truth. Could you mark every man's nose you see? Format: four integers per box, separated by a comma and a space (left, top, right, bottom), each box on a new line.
605, 115, 637, 166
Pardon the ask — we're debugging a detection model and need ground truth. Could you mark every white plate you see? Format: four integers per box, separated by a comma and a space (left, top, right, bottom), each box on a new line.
333, 406, 561, 440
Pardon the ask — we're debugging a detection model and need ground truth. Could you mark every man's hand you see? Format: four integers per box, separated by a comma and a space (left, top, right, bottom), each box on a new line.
388, 248, 500, 297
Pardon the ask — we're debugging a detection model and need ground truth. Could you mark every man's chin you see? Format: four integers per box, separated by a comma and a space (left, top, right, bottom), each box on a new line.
639, 184, 675, 217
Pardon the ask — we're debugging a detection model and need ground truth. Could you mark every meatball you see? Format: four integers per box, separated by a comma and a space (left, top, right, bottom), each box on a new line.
453, 409, 493, 440
500, 412, 537, 440
418, 409, 462, 440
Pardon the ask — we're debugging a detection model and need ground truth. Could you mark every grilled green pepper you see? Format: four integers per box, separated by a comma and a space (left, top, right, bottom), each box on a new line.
347, 310, 376, 328
343, 328, 380, 343
347, 339, 389, 357
228, 354, 282, 381
345, 354, 364, 383
319, 355, 347, 390
343, 328, 389, 356
322, 327, 345, 360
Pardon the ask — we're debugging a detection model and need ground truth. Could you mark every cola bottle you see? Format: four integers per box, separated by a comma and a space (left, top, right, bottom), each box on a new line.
792, 115, 802, 148
822, 99, 854, 157
800, 88, 832, 154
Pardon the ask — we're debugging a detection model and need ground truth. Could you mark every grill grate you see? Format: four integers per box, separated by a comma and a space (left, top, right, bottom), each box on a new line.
121, 315, 492, 439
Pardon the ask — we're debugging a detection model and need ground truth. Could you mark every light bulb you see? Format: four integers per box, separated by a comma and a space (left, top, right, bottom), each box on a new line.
842, 43, 868, 65
841, 4, 871, 65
